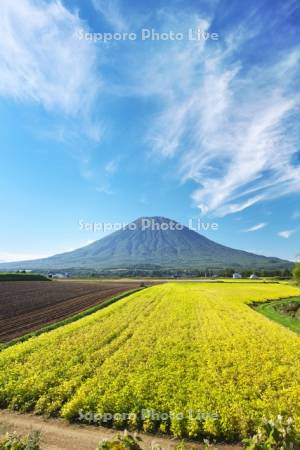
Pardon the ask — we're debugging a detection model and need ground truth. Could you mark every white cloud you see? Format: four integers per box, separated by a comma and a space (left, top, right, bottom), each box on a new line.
92, 0, 127, 31
0, 251, 52, 262
0, 243, 92, 262
278, 230, 296, 239
0, 0, 101, 117
96, 184, 114, 195
105, 159, 119, 175
243, 223, 267, 232
140, 12, 300, 216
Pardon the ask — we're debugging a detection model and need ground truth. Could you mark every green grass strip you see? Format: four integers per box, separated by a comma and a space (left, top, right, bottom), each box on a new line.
255, 297, 300, 335
0, 287, 144, 351
0, 273, 49, 281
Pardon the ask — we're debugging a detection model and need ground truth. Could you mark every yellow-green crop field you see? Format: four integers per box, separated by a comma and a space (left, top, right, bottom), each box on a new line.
0, 282, 300, 441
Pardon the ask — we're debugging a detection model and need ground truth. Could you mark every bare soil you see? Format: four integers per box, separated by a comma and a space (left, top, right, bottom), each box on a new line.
0, 281, 141, 342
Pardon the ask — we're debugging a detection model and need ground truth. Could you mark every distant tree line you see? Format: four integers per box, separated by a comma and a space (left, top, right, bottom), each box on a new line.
85, 267, 293, 279
293, 262, 300, 284
37, 265, 296, 279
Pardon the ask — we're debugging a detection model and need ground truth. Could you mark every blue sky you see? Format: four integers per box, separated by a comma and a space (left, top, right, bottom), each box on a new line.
0, 0, 300, 262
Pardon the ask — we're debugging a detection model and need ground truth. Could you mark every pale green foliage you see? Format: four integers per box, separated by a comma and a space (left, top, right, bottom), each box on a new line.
96, 431, 142, 450
0, 431, 41, 450
243, 415, 299, 449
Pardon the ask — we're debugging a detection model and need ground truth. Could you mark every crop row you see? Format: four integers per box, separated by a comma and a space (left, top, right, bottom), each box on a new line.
0, 282, 300, 440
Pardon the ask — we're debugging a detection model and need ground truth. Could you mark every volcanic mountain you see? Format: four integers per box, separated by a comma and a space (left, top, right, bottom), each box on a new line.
0, 216, 292, 271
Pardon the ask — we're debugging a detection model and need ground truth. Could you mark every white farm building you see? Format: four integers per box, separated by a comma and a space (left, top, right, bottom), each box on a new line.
232, 272, 242, 279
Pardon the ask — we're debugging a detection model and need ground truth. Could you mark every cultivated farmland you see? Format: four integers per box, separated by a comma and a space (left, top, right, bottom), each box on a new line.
0, 280, 140, 342
0, 282, 300, 441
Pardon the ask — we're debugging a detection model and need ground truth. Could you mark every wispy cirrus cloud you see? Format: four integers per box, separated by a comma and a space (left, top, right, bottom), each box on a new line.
91, 0, 128, 31
87, 1, 300, 215
105, 159, 119, 175
278, 229, 296, 239
0, 0, 102, 136
140, 8, 300, 217
2, 0, 300, 215
243, 223, 267, 232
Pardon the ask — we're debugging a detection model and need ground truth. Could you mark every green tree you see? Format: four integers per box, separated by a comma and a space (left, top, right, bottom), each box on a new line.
293, 262, 300, 285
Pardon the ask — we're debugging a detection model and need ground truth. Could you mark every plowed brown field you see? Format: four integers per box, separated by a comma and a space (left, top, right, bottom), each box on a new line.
0, 281, 140, 342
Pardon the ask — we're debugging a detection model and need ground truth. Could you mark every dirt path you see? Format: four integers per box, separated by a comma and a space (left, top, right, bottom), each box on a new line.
0, 411, 242, 450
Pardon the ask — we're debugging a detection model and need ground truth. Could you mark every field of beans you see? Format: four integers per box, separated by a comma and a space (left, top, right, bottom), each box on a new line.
0, 282, 300, 441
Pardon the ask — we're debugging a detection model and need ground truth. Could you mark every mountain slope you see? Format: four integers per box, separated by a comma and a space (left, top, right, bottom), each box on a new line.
0, 217, 292, 271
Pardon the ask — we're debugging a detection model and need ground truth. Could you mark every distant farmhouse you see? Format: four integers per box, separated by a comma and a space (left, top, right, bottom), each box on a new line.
232, 272, 242, 279
249, 273, 259, 279
48, 272, 69, 279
